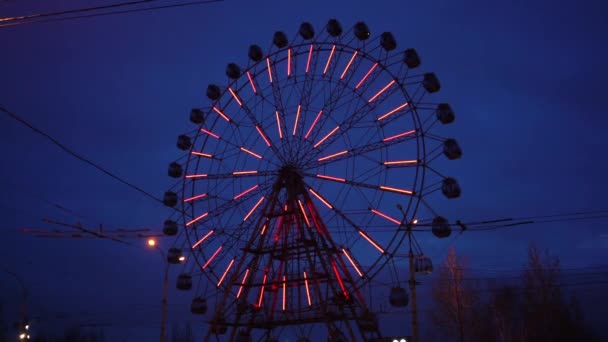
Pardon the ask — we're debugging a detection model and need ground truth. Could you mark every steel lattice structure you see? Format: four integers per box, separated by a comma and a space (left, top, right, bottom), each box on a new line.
162, 19, 462, 342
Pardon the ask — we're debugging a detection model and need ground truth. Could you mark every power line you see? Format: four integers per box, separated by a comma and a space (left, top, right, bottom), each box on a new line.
0, 105, 163, 205
0, 0, 223, 28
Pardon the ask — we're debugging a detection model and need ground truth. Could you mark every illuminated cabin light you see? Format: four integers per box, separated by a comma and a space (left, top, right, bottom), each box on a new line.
185, 174, 207, 179
306, 44, 314, 73
318, 150, 348, 162
355, 62, 379, 89
340, 50, 358, 80
191, 230, 214, 249
287, 48, 292, 76
186, 212, 209, 226
266, 57, 273, 83
331, 260, 349, 299
297, 200, 311, 227
256, 126, 272, 147
379, 185, 414, 195
212, 106, 231, 122
308, 188, 332, 209
236, 269, 250, 298
202, 245, 222, 269
304, 110, 323, 139
383, 160, 417, 166
371, 208, 401, 224
244, 196, 265, 222
233, 170, 258, 176
293, 105, 301, 136
217, 259, 235, 287
257, 273, 268, 307
316, 174, 346, 182
313, 126, 340, 148
303, 271, 312, 306
342, 249, 364, 277
358, 230, 385, 253
200, 128, 220, 139
191, 151, 213, 158
282, 275, 287, 311
183, 193, 207, 203
234, 184, 259, 200
275, 111, 283, 139
323, 44, 336, 74
240, 147, 263, 159
377, 102, 410, 121
368, 80, 396, 103
246, 71, 257, 93
383, 129, 416, 142
228, 88, 243, 106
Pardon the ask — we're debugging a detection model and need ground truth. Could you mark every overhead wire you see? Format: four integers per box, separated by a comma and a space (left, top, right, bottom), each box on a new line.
0, 0, 223, 28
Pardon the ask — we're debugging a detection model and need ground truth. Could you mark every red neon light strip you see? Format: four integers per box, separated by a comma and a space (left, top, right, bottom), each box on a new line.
191, 151, 213, 158
377, 102, 410, 121
212, 106, 231, 122
368, 80, 396, 103
355, 62, 379, 89
240, 147, 262, 159
379, 185, 413, 195
318, 150, 348, 161
234, 184, 259, 200
260, 223, 268, 235
308, 188, 332, 209
313, 125, 340, 148
371, 208, 401, 224
191, 230, 214, 249
297, 199, 311, 227
282, 275, 287, 311
257, 273, 268, 307
244, 196, 265, 222
233, 170, 258, 176
202, 245, 222, 269
331, 260, 349, 299
200, 128, 220, 139
185, 174, 207, 179
316, 174, 346, 182
342, 249, 364, 278
306, 44, 314, 73
287, 48, 292, 77
275, 111, 283, 139
186, 212, 208, 226
217, 259, 235, 287
228, 88, 243, 106
323, 45, 336, 74
293, 105, 301, 136
358, 230, 385, 253
382, 129, 416, 142
266, 57, 273, 83
304, 110, 323, 139
236, 269, 250, 298
183, 193, 207, 203
384, 160, 417, 165
303, 271, 312, 306
246, 71, 257, 93
256, 125, 272, 147
340, 50, 358, 80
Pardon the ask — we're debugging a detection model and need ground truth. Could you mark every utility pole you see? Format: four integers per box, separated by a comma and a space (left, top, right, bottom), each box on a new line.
147, 239, 169, 342
407, 227, 419, 342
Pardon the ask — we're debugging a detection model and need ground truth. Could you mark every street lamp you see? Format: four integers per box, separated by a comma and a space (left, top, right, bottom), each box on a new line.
147, 239, 170, 342
2, 270, 28, 341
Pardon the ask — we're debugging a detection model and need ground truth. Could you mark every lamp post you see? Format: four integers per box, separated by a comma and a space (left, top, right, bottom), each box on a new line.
396, 205, 419, 342
147, 239, 169, 342
2, 270, 29, 341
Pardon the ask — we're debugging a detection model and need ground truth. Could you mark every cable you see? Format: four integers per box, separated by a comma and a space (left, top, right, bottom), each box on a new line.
0, 0, 223, 28
0, 105, 164, 204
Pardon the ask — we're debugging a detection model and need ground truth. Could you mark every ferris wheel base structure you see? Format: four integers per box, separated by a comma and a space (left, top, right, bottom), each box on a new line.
163, 18, 462, 342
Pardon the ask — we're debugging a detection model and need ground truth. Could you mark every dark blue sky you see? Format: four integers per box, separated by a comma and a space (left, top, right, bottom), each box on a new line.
1, 0, 607, 340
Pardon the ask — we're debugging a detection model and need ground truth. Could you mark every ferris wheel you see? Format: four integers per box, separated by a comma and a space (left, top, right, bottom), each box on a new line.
162, 19, 461, 342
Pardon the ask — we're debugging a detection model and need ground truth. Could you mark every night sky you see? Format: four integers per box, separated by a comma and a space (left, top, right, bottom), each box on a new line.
1, 0, 607, 340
